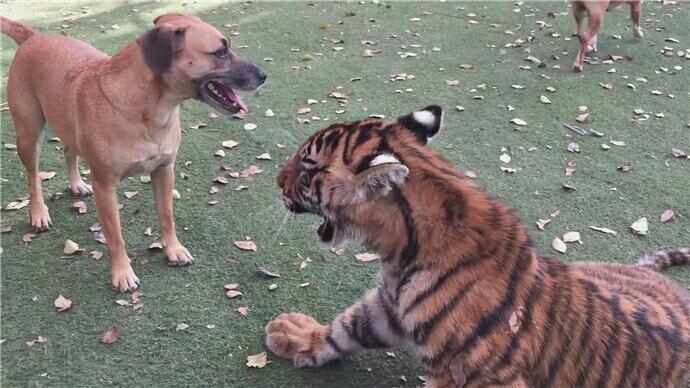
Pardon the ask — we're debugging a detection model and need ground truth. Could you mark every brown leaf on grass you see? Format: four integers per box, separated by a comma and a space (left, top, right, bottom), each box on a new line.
124, 191, 139, 199
176, 323, 189, 331
567, 142, 580, 153
0, 223, 11, 234
234, 240, 257, 252
355, 252, 380, 262
660, 209, 675, 223
617, 161, 633, 172
215, 176, 229, 185
63, 239, 82, 255
22, 233, 37, 243
256, 153, 272, 160
258, 266, 281, 278
328, 91, 349, 101
101, 327, 121, 344
631, 217, 648, 235
564, 162, 576, 177
510, 118, 527, 126
132, 291, 142, 304
148, 241, 163, 250
563, 231, 581, 243
564, 123, 586, 136
536, 219, 551, 231
90, 250, 104, 260
246, 352, 268, 368
224, 283, 240, 290
589, 226, 617, 235
89, 223, 102, 232
239, 165, 263, 178
54, 295, 73, 312
6, 199, 30, 211
222, 140, 239, 149
672, 148, 687, 158
26, 336, 47, 346
71, 201, 87, 214
226, 290, 243, 298
235, 306, 249, 316
93, 231, 107, 245
551, 237, 567, 253
38, 171, 57, 181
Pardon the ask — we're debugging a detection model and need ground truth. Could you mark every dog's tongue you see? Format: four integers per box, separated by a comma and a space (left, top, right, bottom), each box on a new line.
221, 84, 248, 113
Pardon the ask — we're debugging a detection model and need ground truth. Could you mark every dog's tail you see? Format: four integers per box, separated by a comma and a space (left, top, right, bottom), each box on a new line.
1, 17, 36, 45
636, 247, 690, 272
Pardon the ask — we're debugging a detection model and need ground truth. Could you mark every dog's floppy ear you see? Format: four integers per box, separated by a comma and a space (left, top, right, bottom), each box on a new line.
137, 25, 187, 75
397, 105, 444, 144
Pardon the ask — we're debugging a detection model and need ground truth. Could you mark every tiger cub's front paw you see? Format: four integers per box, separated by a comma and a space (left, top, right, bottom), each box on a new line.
265, 312, 332, 368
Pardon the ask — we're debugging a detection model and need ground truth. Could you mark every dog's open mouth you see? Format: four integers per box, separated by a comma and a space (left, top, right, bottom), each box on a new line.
317, 218, 335, 243
199, 79, 248, 115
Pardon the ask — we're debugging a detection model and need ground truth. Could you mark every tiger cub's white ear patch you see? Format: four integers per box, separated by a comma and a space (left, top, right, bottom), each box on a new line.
398, 105, 444, 144
369, 153, 401, 167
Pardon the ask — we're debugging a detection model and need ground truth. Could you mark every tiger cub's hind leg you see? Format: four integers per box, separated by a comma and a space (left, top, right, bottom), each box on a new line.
265, 289, 403, 368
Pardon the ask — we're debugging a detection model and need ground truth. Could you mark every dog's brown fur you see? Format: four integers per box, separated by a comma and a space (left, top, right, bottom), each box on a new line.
572, 0, 643, 71
1, 14, 265, 292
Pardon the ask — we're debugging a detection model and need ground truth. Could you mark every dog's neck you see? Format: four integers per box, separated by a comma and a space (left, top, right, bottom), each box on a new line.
99, 43, 186, 129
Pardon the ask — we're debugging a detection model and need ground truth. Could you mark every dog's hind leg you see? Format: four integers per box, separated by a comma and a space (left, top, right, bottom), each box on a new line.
574, 10, 603, 72
631, 1, 643, 38
9, 94, 51, 231
64, 146, 92, 196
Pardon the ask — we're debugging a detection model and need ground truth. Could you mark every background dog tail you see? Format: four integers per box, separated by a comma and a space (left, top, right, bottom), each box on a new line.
636, 247, 690, 271
1, 17, 36, 45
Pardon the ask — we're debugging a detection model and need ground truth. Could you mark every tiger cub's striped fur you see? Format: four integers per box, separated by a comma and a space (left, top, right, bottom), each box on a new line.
265, 106, 690, 387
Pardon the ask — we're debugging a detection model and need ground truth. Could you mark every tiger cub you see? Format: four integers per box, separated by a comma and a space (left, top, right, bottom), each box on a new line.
265, 106, 690, 387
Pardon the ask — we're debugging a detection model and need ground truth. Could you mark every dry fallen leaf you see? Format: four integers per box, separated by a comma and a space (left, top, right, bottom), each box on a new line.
235, 306, 249, 316
239, 165, 263, 178
539, 95, 551, 104
264, 109, 275, 117
222, 140, 239, 149
258, 266, 281, 278
226, 290, 243, 298
567, 142, 580, 153
63, 239, 81, 255
508, 306, 524, 334
101, 327, 121, 344
660, 209, 675, 223
148, 241, 163, 250
234, 240, 257, 252
617, 161, 633, 172
38, 171, 57, 181
124, 191, 139, 199
551, 237, 567, 253
6, 199, 30, 211
22, 233, 37, 243
54, 295, 73, 312
176, 323, 189, 331
90, 250, 104, 260
26, 336, 47, 347
246, 352, 268, 368
225, 283, 240, 290
71, 201, 87, 214
536, 219, 551, 230
510, 118, 527, 126
589, 226, 617, 235
631, 217, 648, 236
562, 231, 581, 243
256, 153, 272, 160
355, 252, 380, 262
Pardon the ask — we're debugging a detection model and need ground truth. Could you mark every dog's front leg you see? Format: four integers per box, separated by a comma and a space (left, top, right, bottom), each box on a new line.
92, 177, 140, 292
151, 164, 194, 266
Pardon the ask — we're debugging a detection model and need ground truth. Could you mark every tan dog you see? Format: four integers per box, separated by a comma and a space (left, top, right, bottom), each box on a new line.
1, 13, 266, 292
572, 0, 643, 71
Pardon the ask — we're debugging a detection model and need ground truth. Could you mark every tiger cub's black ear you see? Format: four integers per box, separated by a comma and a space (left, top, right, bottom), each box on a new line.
397, 105, 444, 144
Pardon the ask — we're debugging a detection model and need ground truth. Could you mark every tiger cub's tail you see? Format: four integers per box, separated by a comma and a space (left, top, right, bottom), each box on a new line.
637, 247, 690, 272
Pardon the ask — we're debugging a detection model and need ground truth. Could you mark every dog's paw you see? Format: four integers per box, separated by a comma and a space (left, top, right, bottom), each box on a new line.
69, 180, 93, 196
633, 27, 643, 39
165, 243, 194, 267
30, 204, 52, 232
265, 313, 332, 368
111, 262, 140, 292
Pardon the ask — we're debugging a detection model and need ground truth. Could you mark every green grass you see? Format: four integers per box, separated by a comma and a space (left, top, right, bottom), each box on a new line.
1, 1, 688, 386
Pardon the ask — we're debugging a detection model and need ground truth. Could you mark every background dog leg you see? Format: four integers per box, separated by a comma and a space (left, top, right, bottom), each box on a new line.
631, 2, 643, 38
92, 178, 139, 292
151, 164, 194, 266
12, 107, 51, 231
64, 146, 92, 196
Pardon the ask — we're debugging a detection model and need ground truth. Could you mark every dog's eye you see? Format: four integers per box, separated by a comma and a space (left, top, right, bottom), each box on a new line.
213, 48, 229, 59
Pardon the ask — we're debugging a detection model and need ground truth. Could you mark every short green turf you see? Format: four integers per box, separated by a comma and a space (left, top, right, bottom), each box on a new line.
1, 1, 688, 387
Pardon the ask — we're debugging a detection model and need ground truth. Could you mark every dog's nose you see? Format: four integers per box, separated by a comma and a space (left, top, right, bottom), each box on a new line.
257, 69, 267, 84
